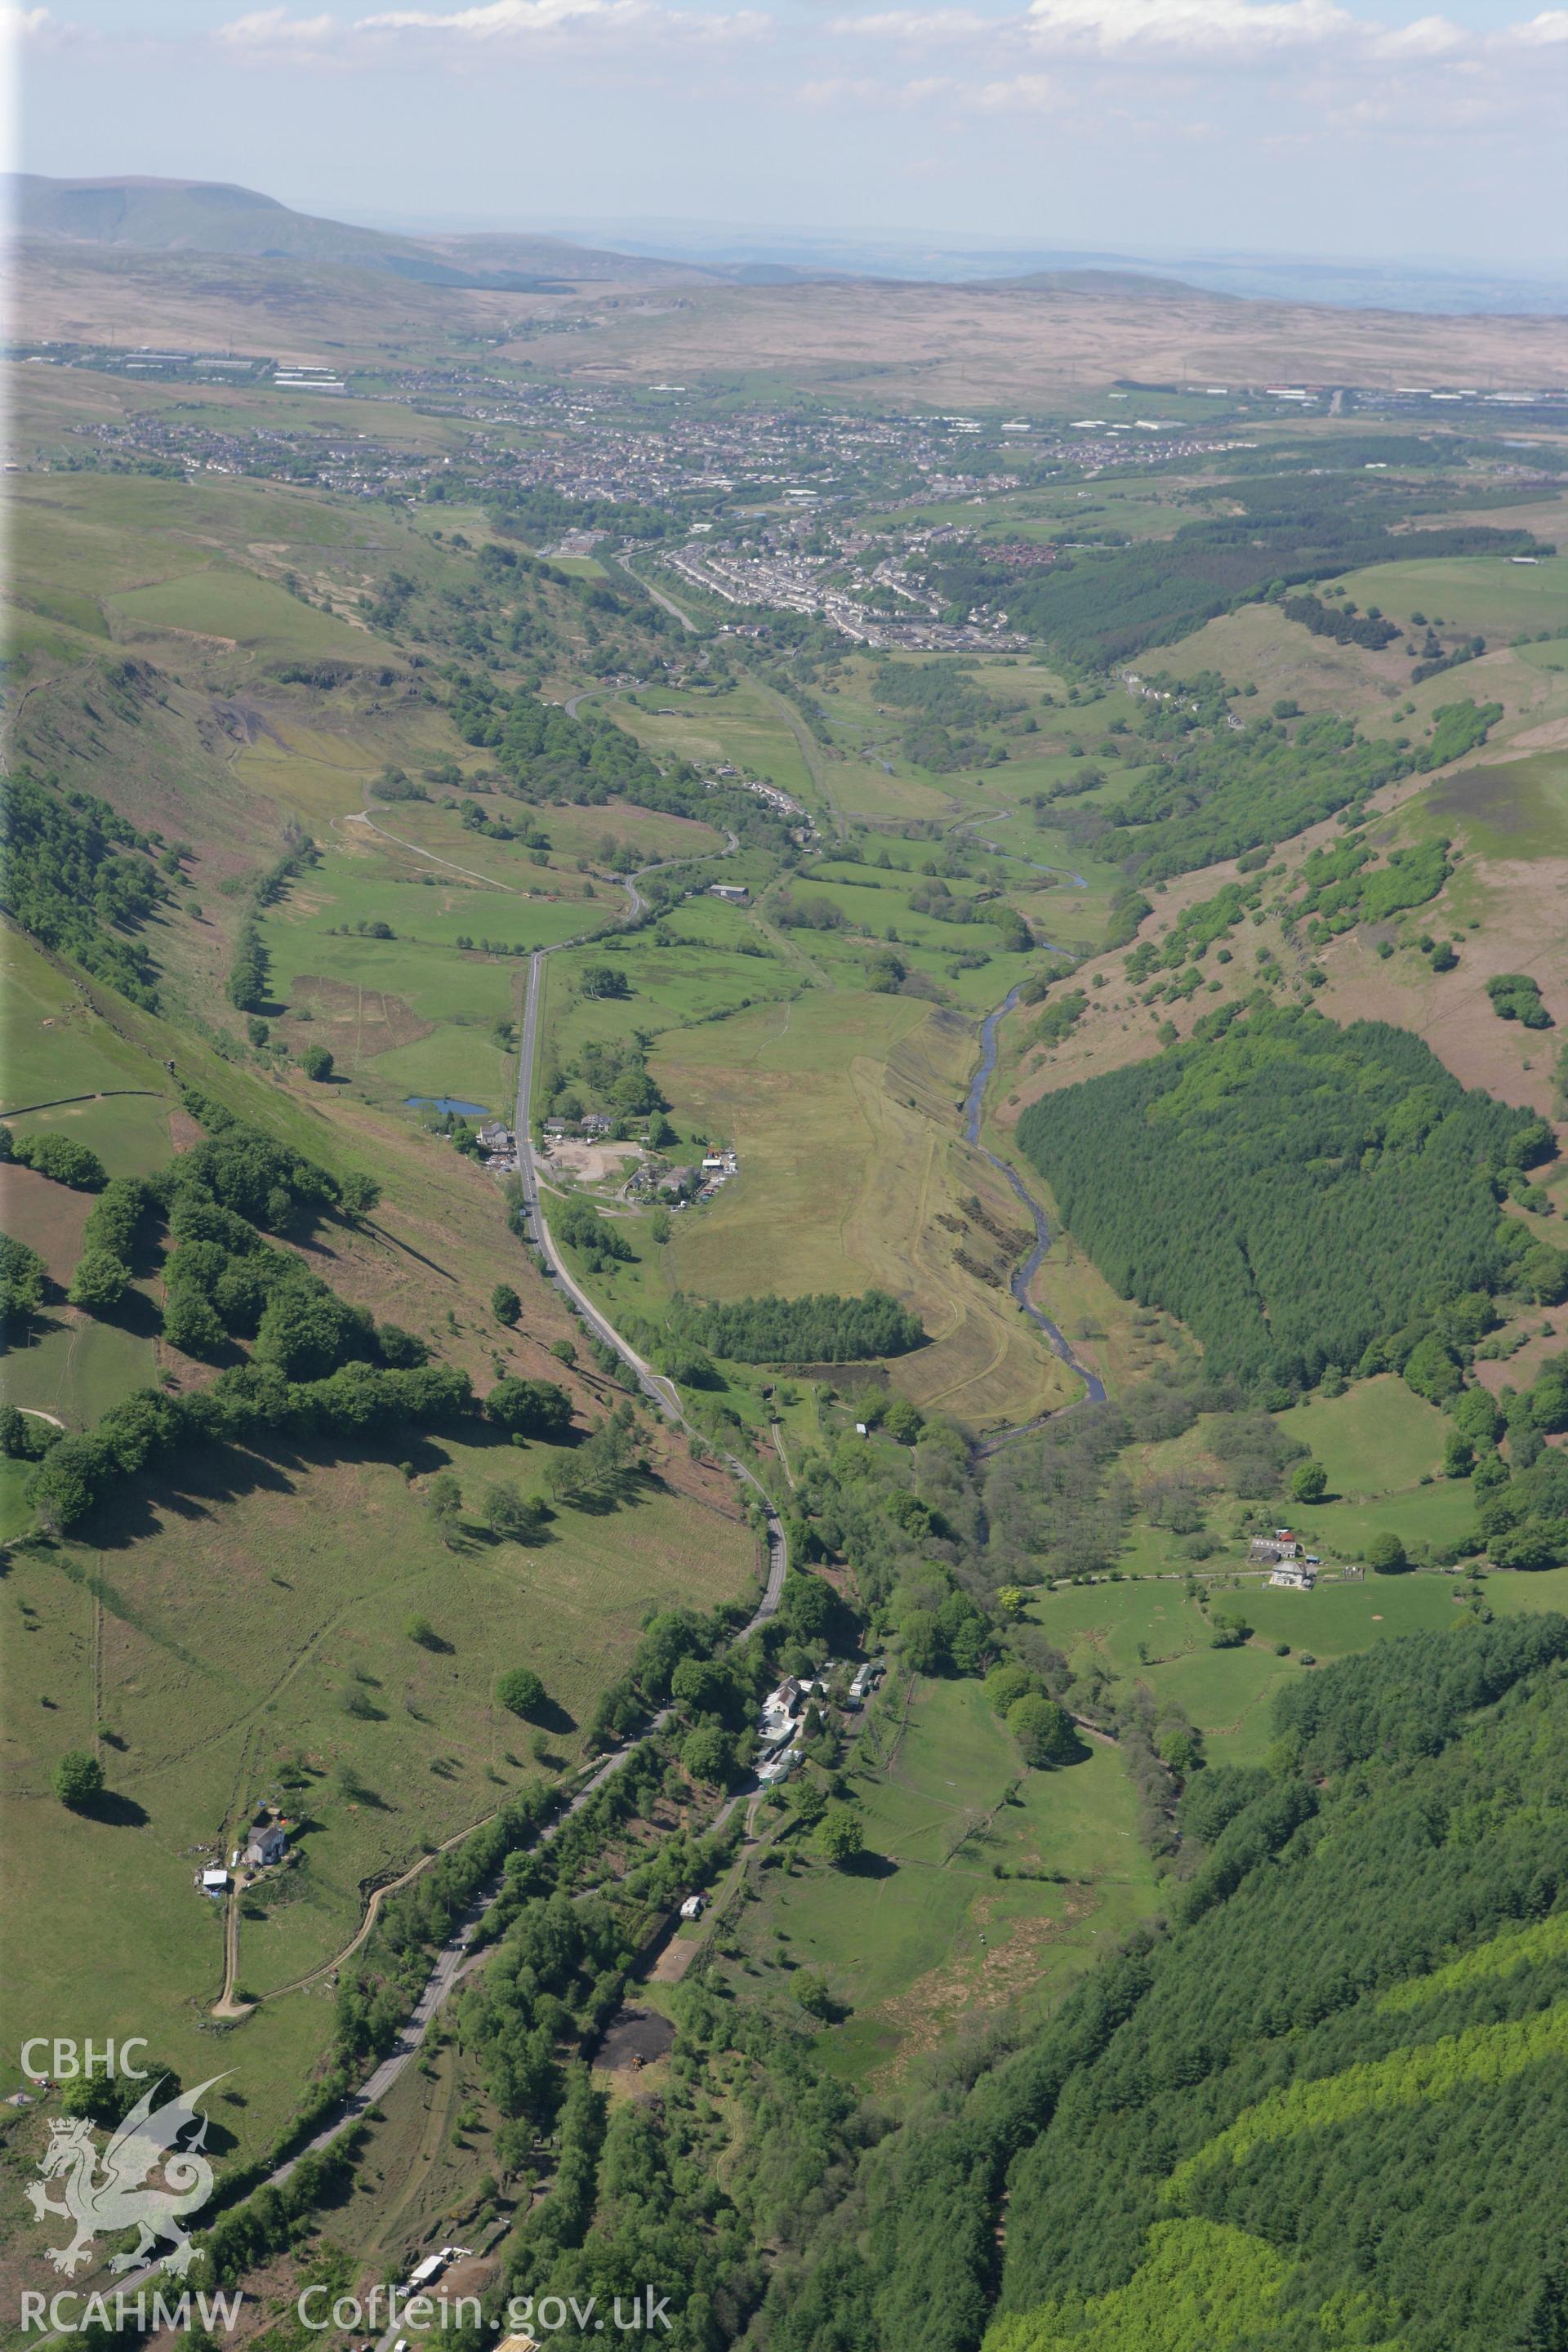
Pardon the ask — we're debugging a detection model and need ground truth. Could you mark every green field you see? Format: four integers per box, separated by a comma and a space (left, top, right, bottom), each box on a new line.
0, 1434, 756, 2145
1026, 1565, 1557, 1768
260, 902, 521, 1112
528, 799, 725, 867
255, 826, 618, 1116
1095, 1373, 1480, 1586
757, 872, 1041, 1012
0, 931, 171, 1117
535, 938, 1080, 1433
1331, 553, 1568, 639
1, 1294, 159, 1430
612, 681, 819, 804
109, 561, 373, 658
543, 902, 800, 1092
652, 987, 1077, 1429
1423, 750, 1568, 860
719, 1677, 1158, 2082
345, 799, 607, 898
1270, 1375, 1450, 1489
9, 475, 313, 604
2, 1091, 176, 1181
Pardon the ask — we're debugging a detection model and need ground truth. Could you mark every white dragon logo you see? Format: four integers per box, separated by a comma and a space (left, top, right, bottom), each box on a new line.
27, 2074, 226, 2278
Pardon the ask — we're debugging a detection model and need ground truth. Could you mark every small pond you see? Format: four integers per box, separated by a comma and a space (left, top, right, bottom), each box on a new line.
404, 1096, 494, 1117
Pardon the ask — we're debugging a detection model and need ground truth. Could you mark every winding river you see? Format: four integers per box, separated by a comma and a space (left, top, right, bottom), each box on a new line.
964, 984, 1108, 1453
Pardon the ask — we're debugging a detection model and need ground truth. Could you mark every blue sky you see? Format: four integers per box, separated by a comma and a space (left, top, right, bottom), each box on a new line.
11, 0, 1568, 263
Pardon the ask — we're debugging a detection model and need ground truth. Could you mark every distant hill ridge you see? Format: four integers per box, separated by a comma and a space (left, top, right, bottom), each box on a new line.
972, 266, 1207, 299
7, 174, 1200, 300
6, 172, 722, 291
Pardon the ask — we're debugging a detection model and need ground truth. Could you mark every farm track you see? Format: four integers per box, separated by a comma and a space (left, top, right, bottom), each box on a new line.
771, 1419, 795, 1489
331, 807, 532, 893
950, 805, 1089, 893
247, 1802, 513, 2007
140, 1565, 440, 1801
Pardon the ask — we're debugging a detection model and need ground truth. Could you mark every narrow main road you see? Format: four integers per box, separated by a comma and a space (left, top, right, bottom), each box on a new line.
275, 837, 793, 2186
39, 856, 786, 2339
614, 548, 702, 636
277, 837, 791, 2139
515, 946, 683, 1420
511, 848, 760, 1490
269, 1690, 715, 2186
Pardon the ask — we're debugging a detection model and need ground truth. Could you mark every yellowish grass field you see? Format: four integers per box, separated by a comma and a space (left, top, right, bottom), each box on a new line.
657, 991, 1077, 1432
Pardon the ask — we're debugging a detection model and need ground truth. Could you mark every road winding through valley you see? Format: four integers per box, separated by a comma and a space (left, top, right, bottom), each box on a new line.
267, 836, 792, 2174
82, 819, 1095, 2325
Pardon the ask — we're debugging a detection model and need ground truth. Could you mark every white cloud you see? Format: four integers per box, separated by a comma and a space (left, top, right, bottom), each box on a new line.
800, 65, 952, 96
800, 69, 879, 94
213, 0, 1568, 72
218, 6, 337, 38
834, 0, 1499, 63
1370, 12, 1462, 55
348, 0, 768, 38
216, 0, 764, 50
969, 68, 1056, 102
1024, 0, 1353, 53
355, 0, 647, 27
833, 7, 987, 32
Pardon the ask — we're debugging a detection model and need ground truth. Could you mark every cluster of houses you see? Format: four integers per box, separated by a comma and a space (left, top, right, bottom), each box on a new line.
542, 1112, 615, 1143
755, 1660, 884, 1785
646, 1145, 739, 1207
697, 1147, 739, 1201
1248, 1530, 1321, 1590
699, 763, 813, 838
198, 1807, 292, 1898
534, 1114, 741, 1210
